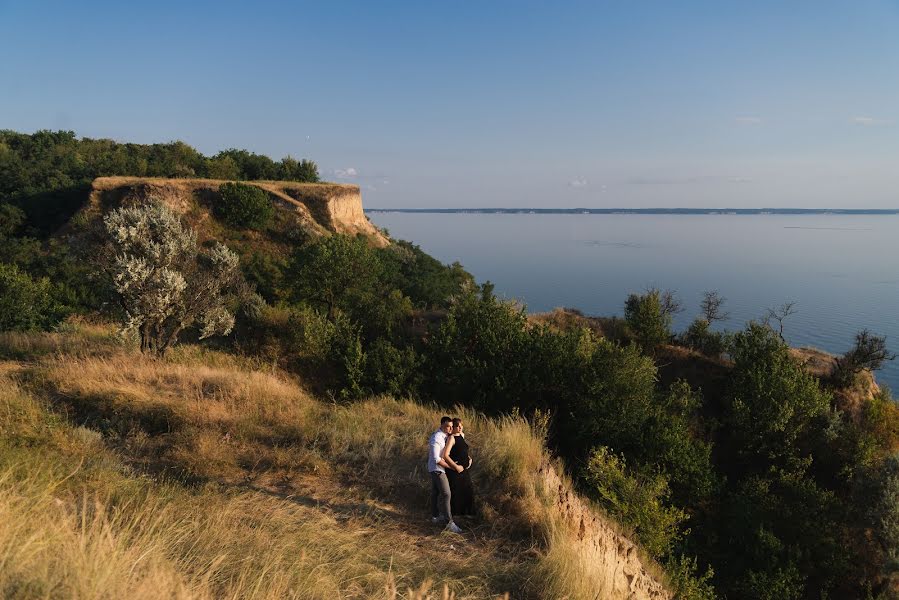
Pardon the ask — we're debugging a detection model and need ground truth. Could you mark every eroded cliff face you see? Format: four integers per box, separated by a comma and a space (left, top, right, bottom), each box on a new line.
85, 177, 388, 246
537, 461, 673, 600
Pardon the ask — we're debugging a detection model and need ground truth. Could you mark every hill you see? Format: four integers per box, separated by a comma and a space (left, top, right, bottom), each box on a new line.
78, 176, 389, 247
0, 323, 671, 599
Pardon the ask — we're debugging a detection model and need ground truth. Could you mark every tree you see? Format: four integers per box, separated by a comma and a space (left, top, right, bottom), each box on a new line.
104, 201, 241, 354
288, 234, 385, 322
624, 288, 674, 352
278, 156, 319, 182
206, 155, 240, 180
0, 263, 65, 331
215, 182, 274, 230
582, 446, 687, 558
834, 329, 896, 387
725, 322, 830, 468
700, 290, 729, 323
424, 285, 532, 413
764, 301, 797, 341
0, 202, 25, 237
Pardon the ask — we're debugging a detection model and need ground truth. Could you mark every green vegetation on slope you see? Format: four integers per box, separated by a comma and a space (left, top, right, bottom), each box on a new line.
3, 128, 899, 599
0, 324, 665, 599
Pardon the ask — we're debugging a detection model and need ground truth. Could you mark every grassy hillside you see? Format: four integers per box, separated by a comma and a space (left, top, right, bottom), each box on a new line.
0, 322, 670, 599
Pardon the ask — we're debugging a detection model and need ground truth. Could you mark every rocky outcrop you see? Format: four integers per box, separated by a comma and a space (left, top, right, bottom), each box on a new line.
84, 177, 388, 246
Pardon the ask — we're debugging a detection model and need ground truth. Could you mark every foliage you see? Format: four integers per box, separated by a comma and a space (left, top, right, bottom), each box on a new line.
834, 329, 896, 387
710, 323, 854, 598
424, 285, 531, 412
212, 149, 319, 183
288, 234, 413, 341
865, 454, 899, 583
363, 338, 423, 398
241, 251, 287, 304
380, 240, 474, 309
664, 555, 717, 600
0, 201, 25, 237
215, 182, 274, 230
624, 288, 673, 352
582, 446, 686, 558
0, 263, 66, 331
103, 201, 241, 354
724, 323, 831, 469
0, 129, 319, 234
681, 318, 727, 357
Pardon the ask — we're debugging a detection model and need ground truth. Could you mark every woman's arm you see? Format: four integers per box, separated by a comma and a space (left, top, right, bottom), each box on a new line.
442, 435, 464, 472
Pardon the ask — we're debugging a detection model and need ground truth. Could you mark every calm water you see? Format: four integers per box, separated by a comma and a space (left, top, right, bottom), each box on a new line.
368, 213, 899, 392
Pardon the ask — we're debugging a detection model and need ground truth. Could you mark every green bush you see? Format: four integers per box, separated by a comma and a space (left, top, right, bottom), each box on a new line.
363, 338, 422, 397
216, 183, 274, 230
0, 263, 66, 331
681, 318, 727, 357
624, 289, 673, 352
424, 285, 531, 413
582, 446, 686, 558
664, 555, 717, 600
725, 323, 830, 467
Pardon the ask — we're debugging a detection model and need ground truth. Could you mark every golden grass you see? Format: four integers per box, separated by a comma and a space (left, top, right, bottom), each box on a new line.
0, 320, 123, 361
1, 325, 670, 599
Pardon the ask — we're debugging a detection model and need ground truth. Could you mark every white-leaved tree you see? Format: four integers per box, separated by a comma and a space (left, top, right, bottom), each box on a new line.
104, 201, 241, 354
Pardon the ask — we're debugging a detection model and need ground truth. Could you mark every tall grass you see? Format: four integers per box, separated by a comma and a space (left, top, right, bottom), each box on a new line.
1, 325, 669, 599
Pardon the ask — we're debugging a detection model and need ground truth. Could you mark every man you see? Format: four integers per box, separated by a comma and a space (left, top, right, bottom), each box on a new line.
429, 415, 463, 533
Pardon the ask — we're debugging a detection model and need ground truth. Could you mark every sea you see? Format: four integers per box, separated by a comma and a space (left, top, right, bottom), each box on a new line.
366, 212, 899, 393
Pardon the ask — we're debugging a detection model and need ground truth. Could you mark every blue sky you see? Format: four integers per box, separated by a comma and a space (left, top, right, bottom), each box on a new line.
2, 0, 898, 208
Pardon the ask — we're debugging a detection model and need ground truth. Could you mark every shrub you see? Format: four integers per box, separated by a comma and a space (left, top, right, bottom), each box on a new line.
0, 202, 26, 237
0, 263, 65, 331
664, 555, 717, 600
725, 323, 831, 468
424, 285, 531, 413
624, 289, 673, 352
363, 338, 423, 397
866, 454, 899, 580
215, 182, 274, 230
582, 446, 686, 558
681, 318, 727, 357
103, 201, 242, 354
834, 329, 896, 387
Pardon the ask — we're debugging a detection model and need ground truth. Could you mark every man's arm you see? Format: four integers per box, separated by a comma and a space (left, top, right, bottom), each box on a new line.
430, 436, 450, 470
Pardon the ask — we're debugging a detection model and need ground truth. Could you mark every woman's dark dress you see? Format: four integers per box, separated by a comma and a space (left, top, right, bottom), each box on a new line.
446, 434, 475, 516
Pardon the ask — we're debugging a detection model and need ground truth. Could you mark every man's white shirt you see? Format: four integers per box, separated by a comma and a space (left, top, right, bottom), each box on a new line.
428, 429, 447, 473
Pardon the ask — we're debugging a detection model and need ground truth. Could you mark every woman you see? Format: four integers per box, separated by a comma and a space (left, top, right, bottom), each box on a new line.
442, 417, 476, 517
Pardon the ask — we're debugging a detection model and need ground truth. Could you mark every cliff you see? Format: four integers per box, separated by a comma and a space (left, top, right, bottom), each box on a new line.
82, 176, 389, 246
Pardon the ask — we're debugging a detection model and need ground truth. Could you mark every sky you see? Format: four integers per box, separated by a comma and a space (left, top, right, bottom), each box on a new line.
2, 0, 898, 208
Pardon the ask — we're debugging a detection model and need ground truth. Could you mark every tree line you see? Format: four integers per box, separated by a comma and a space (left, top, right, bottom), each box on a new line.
0, 129, 319, 234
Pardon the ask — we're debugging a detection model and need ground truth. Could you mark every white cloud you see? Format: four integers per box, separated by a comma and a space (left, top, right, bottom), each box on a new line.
736, 116, 763, 124
332, 167, 358, 179
628, 175, 751, 185
568, 177, 588, 188
852, 116, 893, 126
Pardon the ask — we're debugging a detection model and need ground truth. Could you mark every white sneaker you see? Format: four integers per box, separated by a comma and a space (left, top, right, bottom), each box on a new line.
447, 521, 463, 534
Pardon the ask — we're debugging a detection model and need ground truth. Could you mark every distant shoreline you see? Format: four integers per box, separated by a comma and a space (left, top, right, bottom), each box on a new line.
366, 208, 899, 215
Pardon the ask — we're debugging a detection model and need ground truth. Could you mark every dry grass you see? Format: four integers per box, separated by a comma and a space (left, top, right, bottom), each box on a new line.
0, 320, 123, 361
1, 324, 670, 599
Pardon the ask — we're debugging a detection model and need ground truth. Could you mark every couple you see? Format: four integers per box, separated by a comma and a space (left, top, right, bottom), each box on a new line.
428, 416, 476, 533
